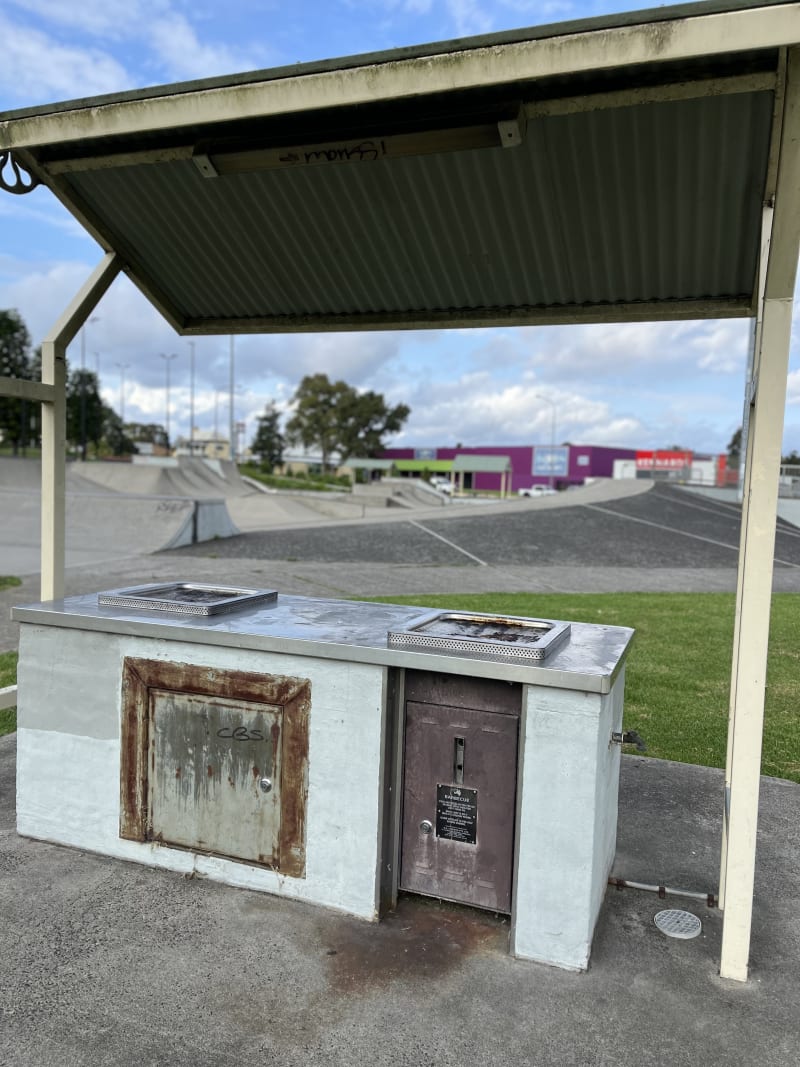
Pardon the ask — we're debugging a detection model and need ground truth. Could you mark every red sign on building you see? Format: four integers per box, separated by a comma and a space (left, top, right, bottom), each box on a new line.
635, 450, 693, 470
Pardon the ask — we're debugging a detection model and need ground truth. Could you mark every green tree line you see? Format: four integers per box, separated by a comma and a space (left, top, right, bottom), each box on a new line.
0, 308, 137, 456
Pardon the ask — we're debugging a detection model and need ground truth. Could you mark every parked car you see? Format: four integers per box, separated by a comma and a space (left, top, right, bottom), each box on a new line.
428, 475, 454, 494
518, 485, 557, 497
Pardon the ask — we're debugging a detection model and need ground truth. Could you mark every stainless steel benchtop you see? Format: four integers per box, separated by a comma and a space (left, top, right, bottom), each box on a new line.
12, 592, 634, 694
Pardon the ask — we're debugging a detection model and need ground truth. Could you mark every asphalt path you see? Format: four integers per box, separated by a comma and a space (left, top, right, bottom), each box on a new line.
168, 484, 800, 570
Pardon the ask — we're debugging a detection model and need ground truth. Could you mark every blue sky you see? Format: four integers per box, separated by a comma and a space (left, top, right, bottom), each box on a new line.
1, 0, 798, 456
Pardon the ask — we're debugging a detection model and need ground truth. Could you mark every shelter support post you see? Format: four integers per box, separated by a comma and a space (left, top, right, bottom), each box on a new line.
40, 253, 121, 601
719, 47, 800, 983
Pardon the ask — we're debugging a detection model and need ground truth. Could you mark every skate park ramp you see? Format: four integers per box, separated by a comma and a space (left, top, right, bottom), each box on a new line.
0, 457, 246, 576
0, 456, 413, 575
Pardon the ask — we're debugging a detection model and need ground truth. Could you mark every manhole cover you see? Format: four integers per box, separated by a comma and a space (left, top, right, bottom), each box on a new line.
654, 909, 702, 939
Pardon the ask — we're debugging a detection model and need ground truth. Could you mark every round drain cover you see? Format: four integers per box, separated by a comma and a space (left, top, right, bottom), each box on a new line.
654, 909, 702, 939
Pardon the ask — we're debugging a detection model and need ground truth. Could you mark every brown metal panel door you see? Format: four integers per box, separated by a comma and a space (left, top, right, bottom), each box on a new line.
400, 701, 518, 912
149, 690, 282, 867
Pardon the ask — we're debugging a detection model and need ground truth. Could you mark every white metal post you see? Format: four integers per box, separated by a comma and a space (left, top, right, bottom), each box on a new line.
719, 47, 800, 982
39, 253, 120, 601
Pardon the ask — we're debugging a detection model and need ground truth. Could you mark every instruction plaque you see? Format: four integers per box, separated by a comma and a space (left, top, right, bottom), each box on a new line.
436, 785, 478, 845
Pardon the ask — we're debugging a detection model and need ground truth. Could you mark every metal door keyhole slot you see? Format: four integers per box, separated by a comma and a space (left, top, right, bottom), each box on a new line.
419, 819, 433, 835
259, 777, 272, 794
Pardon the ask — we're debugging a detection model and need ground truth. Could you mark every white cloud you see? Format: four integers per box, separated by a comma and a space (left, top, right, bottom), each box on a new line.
146, 13, 267, 81
446, 0, 494, 36
5, 0, 170, 38
0, 15, 131, 102
787, 369, 800, 406
400, 372, 647, 447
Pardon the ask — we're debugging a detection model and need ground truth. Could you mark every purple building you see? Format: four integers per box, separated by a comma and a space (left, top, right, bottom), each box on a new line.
381, 444, 637, 493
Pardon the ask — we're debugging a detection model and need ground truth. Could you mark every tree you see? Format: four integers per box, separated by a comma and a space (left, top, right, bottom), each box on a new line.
727, 426, 742, 470
251, 401, 285, 472
102, 406, 136, 456
285, 373, 410, 470
285, 374, 351, 471
0, 309, 34, 455
66, 367, 105, 458
337, 388, 410, 461
123, 422, 169, 449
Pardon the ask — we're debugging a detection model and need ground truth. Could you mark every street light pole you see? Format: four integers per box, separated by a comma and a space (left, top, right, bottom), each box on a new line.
79, 315, 100, 461
115, 362, 130, 422
188, 341, 196, 455
159, 352, 179, 451
228, 336, 235, 464
535, 394, 558, 489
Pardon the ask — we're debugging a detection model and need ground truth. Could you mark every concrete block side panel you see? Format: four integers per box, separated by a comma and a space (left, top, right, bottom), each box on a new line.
512, 685, 603, 971
15, 627, 387, 920
16, 729, 121, 852
588, 666, 626, 937
16, 626, 123, 740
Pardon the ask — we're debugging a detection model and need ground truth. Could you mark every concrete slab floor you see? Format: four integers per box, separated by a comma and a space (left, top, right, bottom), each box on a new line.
1, 735, 797, 1067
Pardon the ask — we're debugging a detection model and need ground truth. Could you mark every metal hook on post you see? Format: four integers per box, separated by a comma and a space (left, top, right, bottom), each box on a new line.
0, 151, 40, 195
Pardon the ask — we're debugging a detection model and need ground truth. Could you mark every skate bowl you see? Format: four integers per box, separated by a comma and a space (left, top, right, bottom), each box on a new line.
0, 458, 240, 576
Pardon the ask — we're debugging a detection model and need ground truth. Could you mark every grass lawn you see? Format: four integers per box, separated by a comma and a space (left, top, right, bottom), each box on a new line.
0, 651, 17, 737
239, 464, 350, 493
1, 590, 796, 783
366, 592, 800, 785
0, 579, 22, 735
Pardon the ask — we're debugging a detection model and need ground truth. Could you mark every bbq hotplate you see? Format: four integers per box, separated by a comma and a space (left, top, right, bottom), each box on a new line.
387, 611, 571, 662
97, 582, 278, 616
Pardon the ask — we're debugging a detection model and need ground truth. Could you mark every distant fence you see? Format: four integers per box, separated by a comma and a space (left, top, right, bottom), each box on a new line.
779, 465, 800, 498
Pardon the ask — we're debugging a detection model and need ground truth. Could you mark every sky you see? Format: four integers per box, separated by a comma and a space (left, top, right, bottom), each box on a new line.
1, 0, 799, 457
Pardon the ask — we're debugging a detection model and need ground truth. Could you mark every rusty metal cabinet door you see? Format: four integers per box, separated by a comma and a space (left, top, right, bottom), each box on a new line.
400, 701, 519, 913
149, 689, 282, 866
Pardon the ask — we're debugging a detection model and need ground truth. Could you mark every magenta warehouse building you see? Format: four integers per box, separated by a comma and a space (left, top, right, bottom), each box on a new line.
381, 445, 637, 493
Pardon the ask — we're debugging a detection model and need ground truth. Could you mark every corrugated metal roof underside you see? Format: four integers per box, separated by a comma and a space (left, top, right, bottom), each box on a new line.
65, 91, 773, 326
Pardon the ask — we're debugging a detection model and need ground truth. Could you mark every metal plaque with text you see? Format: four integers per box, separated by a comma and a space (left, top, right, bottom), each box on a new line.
436, 785, 478, 844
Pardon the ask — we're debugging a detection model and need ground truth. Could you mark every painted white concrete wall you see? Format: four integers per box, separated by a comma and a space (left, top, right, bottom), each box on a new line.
511, 672, 624, 971
16, 624, 387, 920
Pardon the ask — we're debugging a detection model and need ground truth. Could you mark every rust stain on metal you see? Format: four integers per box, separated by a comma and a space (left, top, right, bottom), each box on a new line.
119, 659, 149, 841
278, 678, 310, 879
118, 657, 310, 877
325, 896, 508, 993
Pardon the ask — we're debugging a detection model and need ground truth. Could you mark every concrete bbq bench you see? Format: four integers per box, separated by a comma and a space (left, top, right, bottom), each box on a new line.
13, 589, 633, 971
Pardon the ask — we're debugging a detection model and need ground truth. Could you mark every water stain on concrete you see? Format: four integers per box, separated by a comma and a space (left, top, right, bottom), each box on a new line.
324, 895, 509, 993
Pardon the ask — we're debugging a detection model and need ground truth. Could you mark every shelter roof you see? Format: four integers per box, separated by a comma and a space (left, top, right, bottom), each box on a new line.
393, 459, 453, 472
452, 454, 512, 473
346, 458, 395, 470
1, 0, 798, 334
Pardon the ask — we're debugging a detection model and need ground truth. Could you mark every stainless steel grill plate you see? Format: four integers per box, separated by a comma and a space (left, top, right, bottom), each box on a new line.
387, 611, 571, 663
98, 582, 278, 616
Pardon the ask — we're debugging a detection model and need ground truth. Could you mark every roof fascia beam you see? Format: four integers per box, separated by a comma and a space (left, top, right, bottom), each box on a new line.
179, 297, 753, 335
37, 72, 774, 177
526, 71, 775, 118
2, 4, 797, 150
